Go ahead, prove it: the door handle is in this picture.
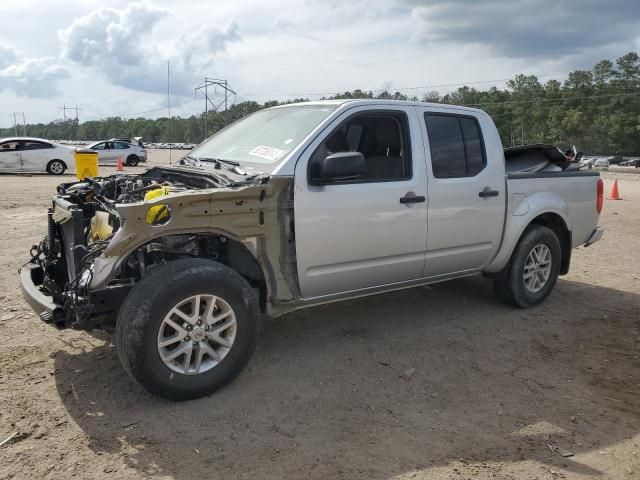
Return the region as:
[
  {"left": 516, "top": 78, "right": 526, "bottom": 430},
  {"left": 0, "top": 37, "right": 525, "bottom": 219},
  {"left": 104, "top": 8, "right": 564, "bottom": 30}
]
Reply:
[
  {"left": 479, "top": 187, "right": 499, "bottom": 198},
  {"left": 400, "top": 193, "right": 426, "bottom": 204}
]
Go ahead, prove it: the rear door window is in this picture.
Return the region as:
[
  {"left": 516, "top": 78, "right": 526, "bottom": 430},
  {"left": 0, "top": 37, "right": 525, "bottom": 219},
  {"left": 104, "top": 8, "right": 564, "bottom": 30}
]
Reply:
[
  {"left": 22, "top": 141, "right": 52, "bottom": 150},
  {"left": 424, "top": 113, "right": 486, "bottom": 178}
]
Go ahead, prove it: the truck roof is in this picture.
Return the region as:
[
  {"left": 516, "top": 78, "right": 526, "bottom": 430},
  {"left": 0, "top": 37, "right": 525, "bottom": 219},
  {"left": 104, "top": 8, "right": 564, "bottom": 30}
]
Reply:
[{"left": 270, "top": 98, "right": 484, "bottom": 114}]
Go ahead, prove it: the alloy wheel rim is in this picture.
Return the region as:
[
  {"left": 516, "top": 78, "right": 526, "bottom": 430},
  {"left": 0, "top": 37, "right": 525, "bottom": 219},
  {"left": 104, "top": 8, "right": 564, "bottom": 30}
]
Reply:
[
  {"left": 157, "top": 294, "right": 237, "bottom": 375},
  {"left": 50, "top": 162, "right": 63, "bottom": 173},
  {"left": 523, "top": 244, "right": 552, "bottom": 293}
]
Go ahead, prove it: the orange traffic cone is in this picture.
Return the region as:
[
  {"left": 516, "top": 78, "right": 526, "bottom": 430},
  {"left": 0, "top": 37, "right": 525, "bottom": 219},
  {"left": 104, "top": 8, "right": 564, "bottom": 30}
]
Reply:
[
  {"left": 608, "top": 179, "right": 621, "bottom": 200},
  {"left": 117, "top": 157, "right": 124, "bottom": 171}
]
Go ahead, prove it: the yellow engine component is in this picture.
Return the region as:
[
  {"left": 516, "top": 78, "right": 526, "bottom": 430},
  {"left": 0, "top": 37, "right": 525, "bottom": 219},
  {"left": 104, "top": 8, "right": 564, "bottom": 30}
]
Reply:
[
  {"left": 89, "top": 211, "right": 113, "bottom": 242},
  {"left": 145, "top": 186, "right": 172, "bottom": 225}
]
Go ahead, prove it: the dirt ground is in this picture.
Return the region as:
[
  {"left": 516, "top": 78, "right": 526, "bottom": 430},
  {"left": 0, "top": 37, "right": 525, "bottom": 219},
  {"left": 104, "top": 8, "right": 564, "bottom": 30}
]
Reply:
[{"left": 0, "top": 152, "right": 638, "bottom": 480}]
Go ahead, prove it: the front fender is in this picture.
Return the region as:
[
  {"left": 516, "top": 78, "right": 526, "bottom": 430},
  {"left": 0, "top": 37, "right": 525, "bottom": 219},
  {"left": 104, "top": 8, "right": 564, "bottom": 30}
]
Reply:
[{"left": 88, "top": 177, "right": 299, "bottom": 305}]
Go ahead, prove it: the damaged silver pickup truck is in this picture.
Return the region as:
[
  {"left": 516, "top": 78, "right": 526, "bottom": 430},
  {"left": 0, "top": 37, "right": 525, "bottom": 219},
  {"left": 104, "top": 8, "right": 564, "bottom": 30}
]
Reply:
[{"left": 21, "top": 100, "right": 604, "bottom": 400}]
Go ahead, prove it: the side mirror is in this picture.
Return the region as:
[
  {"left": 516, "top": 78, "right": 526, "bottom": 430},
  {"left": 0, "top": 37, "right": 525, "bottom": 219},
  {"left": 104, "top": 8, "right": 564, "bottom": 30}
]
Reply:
[{"left": 313, "top": 151, "right": 365, "bottom": 184}]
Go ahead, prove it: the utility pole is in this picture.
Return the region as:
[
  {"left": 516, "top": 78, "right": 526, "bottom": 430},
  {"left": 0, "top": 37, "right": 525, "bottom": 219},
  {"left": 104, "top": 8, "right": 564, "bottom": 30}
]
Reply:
[
  {"left": 194, "top": 77, "right": 236, "bottom": 141},
  {"left": 168, "top": 60, "right": 172, "bottom": 164},
  {"left": 12, "top": 112, "right": 18, "bottom": 136},
  {"left": 22, "top": 113, "right": 26, "bottom": 136}
]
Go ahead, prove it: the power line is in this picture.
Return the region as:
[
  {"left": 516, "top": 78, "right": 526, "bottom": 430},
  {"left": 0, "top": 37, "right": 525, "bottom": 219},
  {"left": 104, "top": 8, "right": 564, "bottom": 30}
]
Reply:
[
  {"left": 463, "top": 91, "right": 640, "bottom": 107},
  {"left": 241, "top": 72, "right": 571, "bottom": 99}
]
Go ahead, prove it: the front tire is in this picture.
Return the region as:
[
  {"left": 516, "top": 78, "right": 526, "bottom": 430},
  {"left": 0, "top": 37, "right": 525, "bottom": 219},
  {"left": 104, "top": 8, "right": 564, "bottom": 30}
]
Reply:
[
  {"left": 493, "top": 225, "right": 561, "bottom": 308},
  {"left": 116, "top": 258, "right": 260, "bottom": 400},
  {"left": 46, "top": 159, "right": 66, "bottom": 175}
]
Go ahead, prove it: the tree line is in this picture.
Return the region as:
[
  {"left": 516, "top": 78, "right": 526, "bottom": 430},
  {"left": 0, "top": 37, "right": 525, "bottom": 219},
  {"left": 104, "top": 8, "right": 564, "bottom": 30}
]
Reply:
[{"left": 2, "top": 52, "right": 639, "bottom": 155}]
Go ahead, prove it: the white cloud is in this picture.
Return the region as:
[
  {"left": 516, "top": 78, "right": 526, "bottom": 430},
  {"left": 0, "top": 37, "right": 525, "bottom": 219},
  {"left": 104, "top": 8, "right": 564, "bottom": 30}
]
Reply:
[
  {"left": 59, "top": 1, "right": 240, "bottom": 96},
  {"left": 60, "top": 1, "right": 168, "bottom": 66},
  {"left": 0, "top": 44, "right": 69, "bottom": 98}
]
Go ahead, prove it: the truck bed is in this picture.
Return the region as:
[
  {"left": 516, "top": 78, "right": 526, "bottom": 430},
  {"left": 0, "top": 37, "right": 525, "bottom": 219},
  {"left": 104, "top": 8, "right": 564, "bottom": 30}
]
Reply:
[{"left": 506, "top": 170, "right": 600, "bottom": 248}]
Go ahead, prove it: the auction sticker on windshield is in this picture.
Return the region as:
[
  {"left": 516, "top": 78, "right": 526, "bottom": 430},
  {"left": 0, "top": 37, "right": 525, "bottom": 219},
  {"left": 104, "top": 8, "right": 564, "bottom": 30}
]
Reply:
[{"left": 248, "top": 145, "right": 285, "bottom": 162}]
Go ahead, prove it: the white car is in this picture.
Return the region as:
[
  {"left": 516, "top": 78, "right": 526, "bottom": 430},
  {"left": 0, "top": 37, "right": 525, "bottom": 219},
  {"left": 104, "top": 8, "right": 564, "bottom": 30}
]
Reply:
[
  {"left": 593, "top": 158, "right": 610, "bottom": 170},
  {"left": 0, "top": 137, "right": 74, "bottom": 175},
  {"left": 87, "top": 140, "right": 147, "bottom": 166}
]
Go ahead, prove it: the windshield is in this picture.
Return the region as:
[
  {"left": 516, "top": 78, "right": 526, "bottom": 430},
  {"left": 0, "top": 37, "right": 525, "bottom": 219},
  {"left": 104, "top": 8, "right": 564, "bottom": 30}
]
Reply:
[{"left": 189, "top": 104, "right": 338, "bottom": 170}]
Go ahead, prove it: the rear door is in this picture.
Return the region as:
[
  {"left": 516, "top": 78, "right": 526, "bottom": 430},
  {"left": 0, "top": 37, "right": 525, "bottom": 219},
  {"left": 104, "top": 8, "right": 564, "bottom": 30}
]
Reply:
[
  {"left": 0, "top": 140, "right": 22, "bottom": 171},
  {"left": 417, "top": 108, "right": 506, "bottom": 277},
  {"left": 114, "top": 141, "right": 132, "bottom": 162},
  {"left": 20, "top": 140, "right": 54, "bottom": 172},
  {"left": 294, "top": 105, "right": 428, "bottom": 298}
]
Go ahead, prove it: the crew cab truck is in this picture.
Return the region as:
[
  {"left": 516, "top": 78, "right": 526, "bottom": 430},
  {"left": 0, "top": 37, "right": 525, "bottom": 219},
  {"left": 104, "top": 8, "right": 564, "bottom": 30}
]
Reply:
[{"left": 20, "top": 100, "right": 604, "bottom": 400}]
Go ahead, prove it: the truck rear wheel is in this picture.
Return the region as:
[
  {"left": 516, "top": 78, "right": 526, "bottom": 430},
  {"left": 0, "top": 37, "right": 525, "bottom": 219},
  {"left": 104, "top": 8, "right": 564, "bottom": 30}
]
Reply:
[
  {"left": 116, "top": 258, "right": 260, "bottom": 400},
  {"left": 493, "top": 225, "right": 561, "bottom": 308}
]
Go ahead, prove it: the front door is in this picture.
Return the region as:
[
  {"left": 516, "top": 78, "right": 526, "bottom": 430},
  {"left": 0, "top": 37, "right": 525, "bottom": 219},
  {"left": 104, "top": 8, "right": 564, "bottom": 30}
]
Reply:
[
  {"left": 20, "top": 140, "right": 53, "bottom": 172},
  {"left": 93, "top": 142, "right": 117, "bottom": 164},
  {"left": 294, "top": 106, "right": 428, "bottom": 299},
  {"left": 0, "top": 140, "right": 22, "bottom": 172},
  {"left": 417, "top": 108, "right": 506, "bottom": 277}
]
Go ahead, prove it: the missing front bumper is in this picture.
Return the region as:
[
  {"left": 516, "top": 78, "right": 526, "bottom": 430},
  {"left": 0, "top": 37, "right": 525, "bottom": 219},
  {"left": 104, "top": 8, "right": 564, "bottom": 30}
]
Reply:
[{"left": 19, "top": 263, "right": 65, "bottom": 326}]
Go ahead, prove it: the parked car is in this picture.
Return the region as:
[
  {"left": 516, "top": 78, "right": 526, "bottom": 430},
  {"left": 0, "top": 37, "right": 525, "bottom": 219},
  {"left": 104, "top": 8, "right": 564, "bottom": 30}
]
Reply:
[
  {"left": 87, "top": 140, "right": 147, "bottom": 166},
  {"left": 593, "top": 158, "right": 610, "bottom": 170},
  {"left": 111, "top": 137, "right": 144, "bottom": 149},
  {"left": 20, "top": 99, "right": 604, "bottom": 400},
  {"left": 620, "top": 158, "right": 640, "bottom": 167},
  {"left": 578, "top": 157, "right": 596, "bottom": 169},
  {"left": 0, "top": 137, "right": 74, "bottom": 175}
]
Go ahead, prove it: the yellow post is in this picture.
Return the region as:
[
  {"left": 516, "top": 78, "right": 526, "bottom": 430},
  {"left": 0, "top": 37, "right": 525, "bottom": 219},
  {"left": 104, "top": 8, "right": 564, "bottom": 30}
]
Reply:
[{"left": 75, "top": 149, "right": 99, "bottom": 180}]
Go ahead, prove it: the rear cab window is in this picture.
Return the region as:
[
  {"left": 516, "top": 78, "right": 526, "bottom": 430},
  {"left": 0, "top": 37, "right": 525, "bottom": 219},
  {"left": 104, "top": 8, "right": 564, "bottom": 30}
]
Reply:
[{"left": 424, "top": 113, "right": 487, "bottom": 178}]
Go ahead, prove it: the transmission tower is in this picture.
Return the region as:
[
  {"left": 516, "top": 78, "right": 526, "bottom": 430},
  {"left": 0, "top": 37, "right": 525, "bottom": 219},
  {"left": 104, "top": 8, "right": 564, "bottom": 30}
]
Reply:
[
  {"left": 57, "top": 104, "right": 82, "bottom": 122},
  {"left": 194, "top": 78, "right": 237, "bottom": 140}
]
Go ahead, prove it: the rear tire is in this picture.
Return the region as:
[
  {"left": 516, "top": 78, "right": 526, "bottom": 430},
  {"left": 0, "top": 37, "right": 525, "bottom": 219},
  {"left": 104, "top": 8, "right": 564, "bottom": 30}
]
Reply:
[
  {"left": 116, "top": 258, "right": 260, "bottom": 400},
  {"left": 493, "top": 225, "right": 561, "bottom": 308},
  {"left": 46, "top": 159, "right": 66, "bottom": 175},
  {"left": 126, "top": 154, "right": 139, "bottom": 166}
]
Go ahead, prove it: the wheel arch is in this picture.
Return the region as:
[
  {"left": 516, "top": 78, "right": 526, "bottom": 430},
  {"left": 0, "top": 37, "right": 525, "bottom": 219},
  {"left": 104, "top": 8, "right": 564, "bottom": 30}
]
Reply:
[
  {"left": 528, "top": 212, "right": 571, "bottom": 275},
  {"left": 485, "top": 195, "right": 572, "bottom": 276},
  {"left": 48, "top": 158, "right": 68, "bottom": 168},
  {"left": 93, "top": 230, "right": 272, "bottom": 314}
]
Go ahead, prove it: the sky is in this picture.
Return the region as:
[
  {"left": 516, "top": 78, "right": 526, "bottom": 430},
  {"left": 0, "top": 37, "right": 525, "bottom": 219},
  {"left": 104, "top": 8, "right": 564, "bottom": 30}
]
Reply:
[{"left": 1, "top": 0, "right": 639, "bottom": 127}]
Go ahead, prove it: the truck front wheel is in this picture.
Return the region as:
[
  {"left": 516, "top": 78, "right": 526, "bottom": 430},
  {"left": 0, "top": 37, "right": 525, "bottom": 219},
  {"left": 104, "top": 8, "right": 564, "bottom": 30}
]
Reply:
[
  {"left": 493, "top": 225, "right": 561, "bottom": 308},
  {"left": 116, "top": 258, "right": 260, "bottom": 400}
]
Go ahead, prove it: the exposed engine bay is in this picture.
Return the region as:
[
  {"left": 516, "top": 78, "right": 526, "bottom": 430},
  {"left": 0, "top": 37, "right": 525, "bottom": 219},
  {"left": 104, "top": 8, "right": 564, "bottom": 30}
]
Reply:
[{"left": 27, "top": 166, "right": 273, "bottom": 330}]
